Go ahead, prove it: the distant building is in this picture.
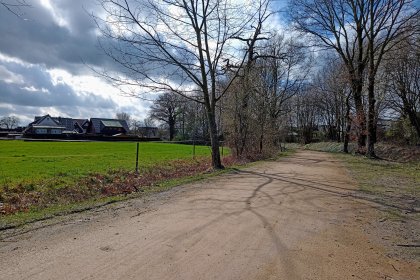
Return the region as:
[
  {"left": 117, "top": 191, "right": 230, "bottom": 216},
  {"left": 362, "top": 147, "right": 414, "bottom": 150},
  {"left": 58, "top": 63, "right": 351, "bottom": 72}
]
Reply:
[
  {"left": 135, "top": 126, "right": 159, "bottom": 138},
  {"left": 24, "top": 115, "right": 68, "bottom": 135},
  {"left": 88, "top": 118, "right": 130, "bottom": 136},
  {"left": 24, "top": 115, "right": 129, "bottom": 136}
]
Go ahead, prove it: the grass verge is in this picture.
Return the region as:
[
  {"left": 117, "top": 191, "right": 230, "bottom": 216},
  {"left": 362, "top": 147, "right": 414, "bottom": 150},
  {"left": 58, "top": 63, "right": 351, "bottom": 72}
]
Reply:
[
  {"left": 0, "top": 165, "right": 229, "bottom": 229},
  {"left": 332, "top": 151, "right": 420, "bottom": 259},
  {"left": 288, "top": 141, "right": 419, "bottom": 217},
  {"left": 0, "top": 157, "right": 224, "bottom": 229},
  {"left": 335, "top": 153, "right": 420, "bottom": 218},
  {"left": 0, "top": 150, "right": 294, "bottom": 229}
]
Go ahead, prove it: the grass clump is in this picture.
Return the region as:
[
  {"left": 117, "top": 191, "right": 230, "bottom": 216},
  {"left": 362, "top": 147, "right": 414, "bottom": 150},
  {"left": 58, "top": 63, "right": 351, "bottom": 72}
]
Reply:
[
  {"left": 0, "top": 155, "right": 239, "bottom": 228},
  {"left": 336, "top": 153, "right": 420, "bottom": 216}
]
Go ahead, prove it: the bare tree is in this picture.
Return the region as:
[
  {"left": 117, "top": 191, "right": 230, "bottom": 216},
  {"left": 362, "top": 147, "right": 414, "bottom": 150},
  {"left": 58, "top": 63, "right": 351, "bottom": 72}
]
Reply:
[
  {"left": 289, "top": 0, "right": 369, "bottom": 153},
  {"left": 130, "top": 119, "right": 143, "bottom": 135},
  {"left": 294, "top": 87, "right": 321, "bottom": 144},
  {"left": 312, "top": 56, "right": 353, "bottom": 151},
  {"left": 143, "top": 117, "right": 155, "bottom": 128},
  {"left": 115, "top": 111, "right": 132, "bottom": 131},
  {"left": 1, "top": 0, "right": 29, "bottom": 16},
  {"left": 115, "top": 112, "right": 131, "bottom": 121},
  {"left": 363, "top": 1, "right": 419, "bottom": 156},
  {"left": 257, "top": 36, "right": 311, "bottom": 150},
  {"left": 0, "top": 116, "right": 20, "bottom": 130},
  {"left": 149, "top": 92, "right": 184, "bottom": 141},
  {"left": 385, "top": 36, "right": 420, "bottom": 138},
  {"left": 290, "top": 0, "right": 419, "bottom": 156},
  {"left": 222, "top": 34, "right": 310, "bottom": 157},
  {"left": 94, "top": 0, "right": 273, "bottom": 169}
]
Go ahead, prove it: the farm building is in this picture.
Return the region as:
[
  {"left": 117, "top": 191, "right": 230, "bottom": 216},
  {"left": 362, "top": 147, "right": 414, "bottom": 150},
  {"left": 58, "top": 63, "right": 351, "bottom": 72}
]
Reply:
[
  {"left": 135, "top": 126, "right": 159, "bottom": 138},
  {"left": 24, "top": 115, "right": 89, "bottom": 135},
  {"left": 24, "top": 115, "right": 129, "bottom": 136},
  {"left": 88, "top": 118, "right": 130, "bottom": 136}
]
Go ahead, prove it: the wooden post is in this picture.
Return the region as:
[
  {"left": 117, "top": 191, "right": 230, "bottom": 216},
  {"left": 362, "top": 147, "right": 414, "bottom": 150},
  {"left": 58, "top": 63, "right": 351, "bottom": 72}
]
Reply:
[
  {"left": 193, "top": 140, "right": 196, "bottom": 159},
  {"left": 135, "top": 142, "right": 139, "bottom": 174}
]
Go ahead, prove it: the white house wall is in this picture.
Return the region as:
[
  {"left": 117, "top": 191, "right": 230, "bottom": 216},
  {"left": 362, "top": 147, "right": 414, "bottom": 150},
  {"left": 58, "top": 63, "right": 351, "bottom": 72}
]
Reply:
[{"left": 38, "top": 116, "right": 59, "bottom": 127}]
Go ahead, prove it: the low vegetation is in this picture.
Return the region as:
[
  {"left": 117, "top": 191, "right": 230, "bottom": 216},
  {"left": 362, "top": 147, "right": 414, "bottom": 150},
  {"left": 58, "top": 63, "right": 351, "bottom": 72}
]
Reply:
[
  {"left": 0, "top": 141, "right": 234, "bottom": 227},
  {"left": 300, "top": 142, "right": 420, "bottom": 162},
  {"left": 292, "top": 141, "right": 419, "bottom": 257},
  {"left": 0, "top": 141, "right": 212, "bottom": 186},
  {"left": 337, "top": 152, "right": 420, "bottom": 259},
  {"left": 287, "top": 141, "right": 419, "bottom": 216},
  {"left": 293, "top": 141, "right": 419, "bottom": 254},
  {"left": 338, "top": 154, "right": 419, "bottom": 214}
]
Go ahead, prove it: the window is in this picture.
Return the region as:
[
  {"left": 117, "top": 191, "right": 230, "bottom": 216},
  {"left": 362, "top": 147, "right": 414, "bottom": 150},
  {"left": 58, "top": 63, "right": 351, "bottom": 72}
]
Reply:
[{"left": 51, "top": 129, "right": 62, "bottom": 134}]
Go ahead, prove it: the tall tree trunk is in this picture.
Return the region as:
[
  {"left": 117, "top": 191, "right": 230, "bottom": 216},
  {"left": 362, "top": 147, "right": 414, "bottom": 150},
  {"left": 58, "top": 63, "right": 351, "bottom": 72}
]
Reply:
[
  {"left": 366, "top": 7, "right": 376, "bottom": 159},
  {"left": 169, "top": 117, "right": 175, "bottom": 141},
  {"left": 259, "top": 119, "right": 266, "bottom": 154},
  {"left": 206, "top": 107, "right": 223, "bottom": 169},
  {"left": 353, "top": 81, "right": 366, "bottom": 154},
  {"left": 343, "top": 95, "right": 351, "bottom": 153},
  {"left": 407, "top": 111, "right": 420, "bottom": 139},
  {"left": 366, "top": 76, "right": 376, "bottom": 158}
]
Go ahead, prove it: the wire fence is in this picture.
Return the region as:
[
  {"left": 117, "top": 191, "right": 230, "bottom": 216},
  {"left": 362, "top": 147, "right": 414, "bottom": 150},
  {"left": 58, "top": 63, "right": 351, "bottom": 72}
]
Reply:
[{"left": 0, "top": 140, "right": 228, "bottom": 189}]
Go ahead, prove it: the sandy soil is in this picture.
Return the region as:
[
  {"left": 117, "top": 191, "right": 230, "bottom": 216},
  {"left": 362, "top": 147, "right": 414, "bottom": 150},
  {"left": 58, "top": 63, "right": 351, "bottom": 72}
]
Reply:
[{"left": 0, "top": 150, "right": 418, "bottom": 280}]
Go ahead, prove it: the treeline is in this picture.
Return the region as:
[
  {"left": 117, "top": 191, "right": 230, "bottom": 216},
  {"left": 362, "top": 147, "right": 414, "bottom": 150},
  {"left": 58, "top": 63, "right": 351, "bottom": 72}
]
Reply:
[
  {"left": 146, "top": 35, "right": 419, "bottom": 158},
  {"left": 97, "top": 0, "right": 419, "bottom": 168}
]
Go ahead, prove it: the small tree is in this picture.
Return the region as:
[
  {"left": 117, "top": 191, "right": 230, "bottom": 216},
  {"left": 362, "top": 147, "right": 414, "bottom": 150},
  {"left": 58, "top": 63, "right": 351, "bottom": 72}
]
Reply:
[
  {"left": 149, "top": 92, "right": 184, "bottom": 141},
  {"left": 222, "top": 35, "right": 310, "bottom": 157},
  {"left": 115, "top": 112, "right": 131, "bottom": 121},
  {"left": 0, "top": 116, "right": 20, "bottom": 130},
  {"left": 115, "top": 112, "right": 131, "bottom": 131}
]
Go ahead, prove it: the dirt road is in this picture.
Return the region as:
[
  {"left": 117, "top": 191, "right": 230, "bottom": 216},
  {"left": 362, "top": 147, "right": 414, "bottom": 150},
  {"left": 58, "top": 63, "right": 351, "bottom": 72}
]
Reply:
[{"left": 0, "top": 150, "right": 418, "bottom": 279}]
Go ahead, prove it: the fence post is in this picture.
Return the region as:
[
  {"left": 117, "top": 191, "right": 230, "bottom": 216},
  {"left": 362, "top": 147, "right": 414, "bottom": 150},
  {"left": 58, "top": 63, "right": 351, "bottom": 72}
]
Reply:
[
  {"left": 193, "top": 139, "right": 196, "bottom": 159},
  {"left": 135, "top": 142, "right": 139, "bottom": 174}
]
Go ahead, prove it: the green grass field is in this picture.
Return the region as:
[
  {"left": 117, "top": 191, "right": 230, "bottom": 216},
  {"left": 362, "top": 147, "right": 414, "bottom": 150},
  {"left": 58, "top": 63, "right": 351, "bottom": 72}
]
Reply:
[{"left": 0, "top": 140, "right": 212, "bottom": 188}]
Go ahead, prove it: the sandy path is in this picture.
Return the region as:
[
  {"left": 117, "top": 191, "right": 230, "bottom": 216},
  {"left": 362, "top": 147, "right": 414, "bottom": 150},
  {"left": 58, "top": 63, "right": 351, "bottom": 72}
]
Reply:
[{"left": 0, "top": 150, "right": 418, "bottom": 280}]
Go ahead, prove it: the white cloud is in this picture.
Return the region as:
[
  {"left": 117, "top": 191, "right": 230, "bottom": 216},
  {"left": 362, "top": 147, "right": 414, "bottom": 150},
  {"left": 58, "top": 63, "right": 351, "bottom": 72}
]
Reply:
[
  {"left": 0, "top": 65, "right": 24, "bottom": 84},
  {"left": 39, "top": 0, "right": 70, "bottom": 29},
  {"left": 0, "top": 55, "right": 150, "bottom": 124},
  {"left": 0, "top": 0, "right": 291, "bottom": 126}
]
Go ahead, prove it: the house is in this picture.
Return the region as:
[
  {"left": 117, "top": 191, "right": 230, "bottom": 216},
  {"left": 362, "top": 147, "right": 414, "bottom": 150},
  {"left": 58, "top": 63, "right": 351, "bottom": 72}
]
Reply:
[
  {"left": 24, "top": 115, "right": 67, "bottom": 135},
  {"left": 24, "top": 115, "right": 131, "bottom": 137},
  {"left": 25, "top": 115, "right": 89, "bottom": 135},
  {"left": 135, "top": 126, "right": 159, "bottom": 138},
  {"left": 87, "top": 118, "right": 130, "bottom": 136}
]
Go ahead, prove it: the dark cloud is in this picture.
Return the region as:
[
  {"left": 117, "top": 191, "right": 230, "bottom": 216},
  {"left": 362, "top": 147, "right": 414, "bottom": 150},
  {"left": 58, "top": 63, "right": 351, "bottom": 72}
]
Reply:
[
  {"left": 0, "top": 0, "right": 112, "bottom": 74},
  {"left": 0, "top": 1, "right": 151, "bottom": 122},
  {"left": 0, "top": 60, "right": 116, "bottom": 110},
  {"left": 0, "top": 104, "right": 43, "bottom": 124}
]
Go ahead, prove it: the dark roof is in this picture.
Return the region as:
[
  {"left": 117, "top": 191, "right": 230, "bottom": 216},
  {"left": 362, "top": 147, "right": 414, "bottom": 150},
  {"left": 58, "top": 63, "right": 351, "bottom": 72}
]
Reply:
[
  {"left": 52, "top": 117, "right": 74, "bottom": 131},
  {"left": 24, "top": 114, "right": 62, "bottom": 133},
  {"left": 74, "top": 119, "right": 89, "bottom": 127},
  {"left": 90, "top": 118, "right": 129, "bottom": 133},
  {"left": 33, "top": 114, "right": 59, "bottom": 125},
  {"left": 101, "top": 120, "right": 124, "bottom": 128},
  {"left": 28, "top": 115, "right": 89, "bottom": 133}
]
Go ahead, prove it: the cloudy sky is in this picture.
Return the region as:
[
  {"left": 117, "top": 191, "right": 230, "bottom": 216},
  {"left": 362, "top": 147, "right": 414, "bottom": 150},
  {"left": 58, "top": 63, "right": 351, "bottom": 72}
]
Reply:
[{"left": 0, "top": 0, "right": 286, "bottom": 126}]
